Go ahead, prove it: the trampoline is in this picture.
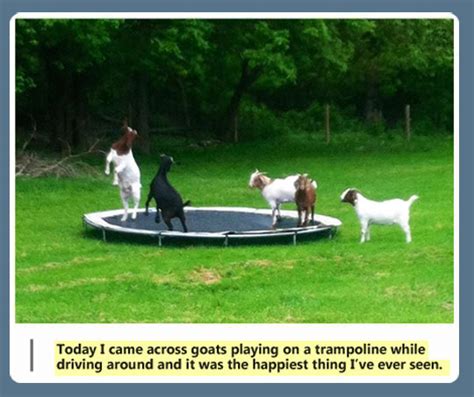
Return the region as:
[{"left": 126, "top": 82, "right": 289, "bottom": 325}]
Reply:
[{"left": 83, "top": 207, "right": 342, "bottom": 246}]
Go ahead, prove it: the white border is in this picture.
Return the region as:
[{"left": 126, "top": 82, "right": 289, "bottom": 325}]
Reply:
[{"left": 10, "top": 12, "right": 459, "bottom": 384}]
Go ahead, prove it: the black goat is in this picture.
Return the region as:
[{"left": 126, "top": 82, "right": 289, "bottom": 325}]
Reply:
[{"left": 145, "top": 155, "right": 190, "bottom": 232}]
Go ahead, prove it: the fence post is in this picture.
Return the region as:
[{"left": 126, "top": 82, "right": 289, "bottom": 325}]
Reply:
[
  {"left": 325, "top": 104, "right": 331, "bottom": 144},
  {"left": 405, "top": 104, "right": 411, "bottom": 141}
]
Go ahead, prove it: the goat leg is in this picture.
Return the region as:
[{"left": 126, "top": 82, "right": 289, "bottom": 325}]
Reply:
[
  {"left": 178, "top": 212, "right": 188, "bottom": 233},
  {"left": 105, "top": 151, "right": 112, "bottom": 175},
  {"left": 297, "top": 208, "right": 302, "bottom": 227},
  {"left": 164, "top": 216, "right": 173, "bottom": 231},
  {"left": 401, "top": 222, "right": 412, "bottom": 243},
  {"left": 155, "top": 207, "right": 161, "bottom": 223},
  {"left": 112, "top": 171, "right": 119, "bottom": 186},
  {"left": 303, "top": 208, "right": 309, "bottom": 226},
  {"left": 276, "top": 203, "right": 282, "bottom": 221},
  {"left": 145, "top": 192, "right": 153, "bottom": 215},
  {"left": 271, "top": 205, "right": 277, "bottom": 229},
  {"left": 131, "top": 186, "right": 140, "bottom": 220}
]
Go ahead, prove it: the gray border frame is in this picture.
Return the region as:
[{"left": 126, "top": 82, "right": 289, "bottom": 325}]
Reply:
[{"left": 2, "top": 1, "right": 472, "bottom": 396}]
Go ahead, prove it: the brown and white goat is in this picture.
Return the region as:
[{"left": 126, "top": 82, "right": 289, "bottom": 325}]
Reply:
[
  {"left": 249, "top": 170, "right": 317, "bottom": 228},
  {"left": 104, "top": 120, "right": 141, "bottom": 221},
  {"left": 294, "top": 174, "right": 316, "bottom": 227}
]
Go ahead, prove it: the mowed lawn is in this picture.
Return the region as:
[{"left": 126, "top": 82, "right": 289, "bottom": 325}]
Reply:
[{"left": 15, "top": 135, "right": 454, "bottom": 323}]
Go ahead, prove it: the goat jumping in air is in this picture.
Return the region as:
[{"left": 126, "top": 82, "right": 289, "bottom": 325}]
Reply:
[{"left": 104, "top": 120, "right": 141, "bottom": 221}]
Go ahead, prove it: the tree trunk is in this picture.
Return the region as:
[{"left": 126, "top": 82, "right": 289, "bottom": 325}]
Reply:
[
  {"left": 234, "top": 114, "right": 239, "bottom": 143},
  {"left": 177, "top": 77, "right": 191, "bottom": 129},
  {"left": 221, "top": 59, "right": 261, "bottom": 142},
  {"left": 325, "top": 104, "right": 331, "bottom": 144},
  {"left": 405, "top": 104, "right": 411, "bottom": 141},
  {"left": 135, "top": 73, "right": 151, "bottom": 153},
  {"left": 71, "top": 74, "right": 88, "bottom": 151},
  {"left": 57, "top": 73, "right": 74, "bottom": 154},
  {"left": 365, "top": 65, "right": 383, "bottom": 126},
  {"left": 224, "top": 84, "right": 245, "bottom": 142}
]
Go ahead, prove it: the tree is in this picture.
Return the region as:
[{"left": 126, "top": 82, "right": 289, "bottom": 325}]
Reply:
[
  {"left": 16, "top": 19, "right": 119, "bottom": 151},
  {"left": 348, "top": 19, "right": 453, "bottom": 126},
  {"left": 15, "top": 18, "right": 454, "bottom": 153},
  {"left": 210, "top": 20, "right": 296, "bottom": 141}
]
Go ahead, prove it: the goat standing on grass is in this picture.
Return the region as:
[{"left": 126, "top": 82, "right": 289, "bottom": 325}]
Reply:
[
  {"left": 249, "top": 170, "right": 317, "bottom": 228},
  {"left": 340, "top": 188, "right": 419, "bottom": 243},
  {"left": 294, "top": 174, "right": 317, "bottom": 227},
  {"left": 104, "top": 121, "right": 141, "bottom": 221},
  {"left": 145, "top": 154, "right": 190, "bottom": 232}
]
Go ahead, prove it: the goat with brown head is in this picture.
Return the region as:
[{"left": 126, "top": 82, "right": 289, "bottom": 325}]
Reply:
[
  {"left": 294, "top": 174, "right": 317, "bottom": 227},
  {"left": 104, "top": 120, "right": 142, "bottom": 222},
  {"left": 111, "top": 119, "right": 138, "bottom": 156}
]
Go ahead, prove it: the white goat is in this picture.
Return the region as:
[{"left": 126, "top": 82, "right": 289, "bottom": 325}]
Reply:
[
  {"left": 340, "top": 188, "right": 419, "bottom": 243},
  {"left": 105, "top": 123, "right": 141, "bottom": 221},
  {"left": 249, "top": 169, "right": 317, "bottom": 228}
]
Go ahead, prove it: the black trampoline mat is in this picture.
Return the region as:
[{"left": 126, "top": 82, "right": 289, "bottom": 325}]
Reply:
[{"left": 104, "top": 210, "right": 321, "bottom": 233}]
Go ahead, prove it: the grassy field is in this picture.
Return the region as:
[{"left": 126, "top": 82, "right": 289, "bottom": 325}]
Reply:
[{"left": 15, "top": 133, "right": 454, "bottom": 323}]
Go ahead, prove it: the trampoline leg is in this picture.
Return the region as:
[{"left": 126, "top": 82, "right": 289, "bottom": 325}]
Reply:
[
  {"left": 102, "top": 229, "right": 107, "bottom": 243},
  {"left": 224, "top": 235, "right": 229, "bottom": 247},
  {"left": 293, "top": 232, "right": 297, "bottom": 246},
  {"left": 158, "top": 234, "right": 162, "bottom": 247}
]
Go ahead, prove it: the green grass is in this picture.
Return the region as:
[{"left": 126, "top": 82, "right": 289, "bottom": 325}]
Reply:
[{"left": 15, "top": 133, "right": 454, "bottom": 323}]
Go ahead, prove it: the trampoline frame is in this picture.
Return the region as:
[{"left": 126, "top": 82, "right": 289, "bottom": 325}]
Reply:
[{"left": 83, "top": 207, "right": 342, "bottom": 245}]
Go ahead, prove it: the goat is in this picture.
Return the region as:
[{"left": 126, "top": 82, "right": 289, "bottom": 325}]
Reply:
[
  {"left": 340, "top": 188, "right": 419, "bottom": 243},
  {"left": 294, "top": 174, "right": 317, "bottom": 227},
  {"left": 249, "top": 169, "right": 317, "bottom": 228},
  {"left": 104, "top": 121, "right": 141, "bottom": 221},
  {"left": 145, "top": 154, "right": 190, "bottom": 232}
]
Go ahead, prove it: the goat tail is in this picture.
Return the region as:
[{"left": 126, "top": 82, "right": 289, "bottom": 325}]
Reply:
[
  {"left": 407, "top": 195, "right": 419, "bottom": 207},
  {"left": 183, "top": 200, "right": 191, "bottom": 207}
]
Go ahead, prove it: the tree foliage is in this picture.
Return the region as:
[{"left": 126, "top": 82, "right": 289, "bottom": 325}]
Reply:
[{"left": 15, "top": 18, "right": 454, "bottom": 151}]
